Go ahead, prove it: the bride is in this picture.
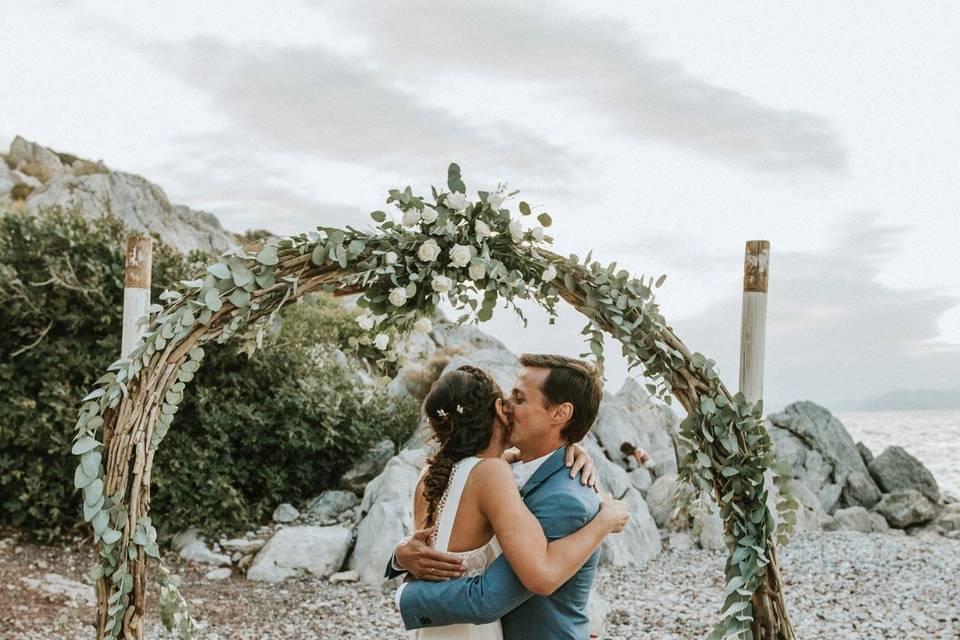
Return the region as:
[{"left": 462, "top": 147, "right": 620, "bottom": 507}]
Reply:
[{"left": 404, "top": 364, "right": 629, "bottom": 639}]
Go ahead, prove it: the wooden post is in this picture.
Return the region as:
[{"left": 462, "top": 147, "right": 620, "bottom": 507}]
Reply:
[
  {"left": 739, "top": 240, "right": 769, "bottom": 404},
  {"left": 738, "top": 240, "right": 795, "bottom": 639},
  {"left": 122, "top": 236, "right": 152, "bottom": 358}
]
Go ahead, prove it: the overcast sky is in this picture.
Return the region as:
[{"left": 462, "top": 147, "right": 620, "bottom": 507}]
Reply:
[{"left": 3, "top": 1, "right": 958, "bottom": 411}]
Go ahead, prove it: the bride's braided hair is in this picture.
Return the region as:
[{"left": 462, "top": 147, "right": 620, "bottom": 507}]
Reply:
[{"left": 421, "top": 365, "right": 503, "bottom": 527}]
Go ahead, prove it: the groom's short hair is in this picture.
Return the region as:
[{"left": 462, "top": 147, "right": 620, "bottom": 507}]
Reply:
[{"left": 519, "top": 353, "right": 603, "bottom": 443}]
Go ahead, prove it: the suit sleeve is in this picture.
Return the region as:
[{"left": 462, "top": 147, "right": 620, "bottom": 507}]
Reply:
[
  {"left": 398, "top": 551, "right": 533, "bottom": 628},
  {"left": 398, "top": 489, "right": 598, "bottom": 629}
]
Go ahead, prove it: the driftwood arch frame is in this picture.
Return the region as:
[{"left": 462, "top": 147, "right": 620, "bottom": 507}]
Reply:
[{"left": 72, "top": 166, "right": 796, "bottom": 640}]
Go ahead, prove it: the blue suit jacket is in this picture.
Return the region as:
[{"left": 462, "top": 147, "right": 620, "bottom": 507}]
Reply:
[{"left": 392, "top": 447, "right": 602, "bottom": 640}]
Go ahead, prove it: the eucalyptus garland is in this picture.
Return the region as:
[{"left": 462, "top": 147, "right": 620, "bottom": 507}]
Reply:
[{"left": 72, "top": 163, "right": 795, "bottom": 640}]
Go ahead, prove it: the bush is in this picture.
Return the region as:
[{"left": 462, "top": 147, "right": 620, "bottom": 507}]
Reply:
[{"left": 0, "top": 208, "right": 418, "bottom": 539}]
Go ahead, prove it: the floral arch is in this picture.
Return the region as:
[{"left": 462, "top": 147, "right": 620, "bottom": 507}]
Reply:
[{"left": 72, "top": 165, "right": 796, "bottom": 640}]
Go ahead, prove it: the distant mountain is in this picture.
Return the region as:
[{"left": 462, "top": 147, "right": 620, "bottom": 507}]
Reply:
[
  {"left": 846, "top": 388, "right": 960, "bottom": 412},
  {"left": 0, "top": 135, "right": 239, "bottom": 253}
]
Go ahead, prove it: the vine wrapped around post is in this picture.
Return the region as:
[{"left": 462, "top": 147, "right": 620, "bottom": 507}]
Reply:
[{"left": 72, "top": 163, "right": 796, "bottom": 639}]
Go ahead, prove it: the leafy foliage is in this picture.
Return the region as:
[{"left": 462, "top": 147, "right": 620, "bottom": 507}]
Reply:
[{"left": 0, "top": 208, "right": 416, "bottom": 541}]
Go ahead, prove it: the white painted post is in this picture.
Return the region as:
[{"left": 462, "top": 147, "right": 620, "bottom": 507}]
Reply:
[
  {"left": 122, "top": 235, "right": 152, "bottom": 358},
  {"left": 738, "top": 240, "right": 769, "bottom": 405}
]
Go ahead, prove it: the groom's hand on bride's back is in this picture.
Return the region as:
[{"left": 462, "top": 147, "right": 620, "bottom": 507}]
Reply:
[{"left": 395, "top": 526, "right": 466, "bottom": 581}]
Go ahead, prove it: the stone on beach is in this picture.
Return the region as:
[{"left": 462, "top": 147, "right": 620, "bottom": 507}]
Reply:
[
  {"left": 306, "top": 490, "right": 360, "bottom": 521},
  {"left": 867, "top": 445, "right": 941, "bottom": 503},
  {"left": 871, "top": 489, "right": 938, "bottom": 528},
  {"left": 247, "top": 526, "right": 352, "bottom": 582}
]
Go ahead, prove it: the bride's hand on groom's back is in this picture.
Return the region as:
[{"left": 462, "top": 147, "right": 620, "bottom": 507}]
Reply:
[
  {"left": 395, "top": 525, "right": 466, "bottom": 581},
  {"left": 598, "top": 493, "right": 630, "bottom": 534}
]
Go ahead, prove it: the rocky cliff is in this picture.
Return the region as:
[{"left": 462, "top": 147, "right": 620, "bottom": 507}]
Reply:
[{"left": 0, "top": 135, "right": 238, "bottom": 253}]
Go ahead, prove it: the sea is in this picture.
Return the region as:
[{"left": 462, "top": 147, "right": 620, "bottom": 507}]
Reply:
[{"left": 834, "top": 408, "right": 960, "bottom": 499}]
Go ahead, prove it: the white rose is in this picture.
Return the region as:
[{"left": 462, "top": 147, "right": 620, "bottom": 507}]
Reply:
[
  {"left": 401, "top": 209, "right": 422, "bottom": 227},
  {"left": 509, "top": 219, "right": 524, "bottom": 243},
  {"left": 446, "top": 192, "right": 469, "bottom": 211},
  {"left": 487, "top": 192, "right": 504, "bottom": 210},
  {"left": 388, "top": 286, "right": 409, "bottom": 307},
  {"left": 421, "top": 208, "right": 439, "bottom": 224},
  {"left": 418, "top": 239, "right": 441, "bottom": 262},
  {"left": 531, "top": 226, "right": 545, "bottom": 242},
  {"left": 468, "top": 262, "right": 486, "bottom": 281},
  {"left": 357, "top": 313, "right": 375, "bottom": 330},
  {"left": 474, "top": 220, "right": 491, "bottom": 241},
  {"left": 384, "top": 251, "right": 398, "bottom": 265},
  {"left": 541, "top": 265, "right": 557, "bottom": 282},
  {"left": 373, "top": 333, "right": 390, "bottom": 350},
  {"left": 414, "top": 317, "right": 433, "bottom": 334},
  {"left": 431, "top": 274, "right": 453, "bottom": 293},
  {"left": 449, "top": 244, "right": 472, "bottom": 268}
]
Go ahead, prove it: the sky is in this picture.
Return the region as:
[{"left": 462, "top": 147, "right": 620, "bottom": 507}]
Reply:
[{"left": 2, "top": 0, "right": 959, "bottom": 411}]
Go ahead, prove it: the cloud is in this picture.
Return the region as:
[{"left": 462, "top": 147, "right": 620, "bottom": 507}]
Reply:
[
  {"left": 146, "top": 145, "right": 367, "bottom": 236},
  {"left": 146, "top": 37, "right": 571, "bottom": 180},
  {"left": 328, "top": 0, "right": 848, "bottom": 173},
  {"left": 666, "top": 213, "right": 960, "bottom": 411}
]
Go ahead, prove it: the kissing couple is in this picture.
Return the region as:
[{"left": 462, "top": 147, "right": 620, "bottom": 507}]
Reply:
[{"left": 386, "top": 354, "right": 631, "bottom": 639}]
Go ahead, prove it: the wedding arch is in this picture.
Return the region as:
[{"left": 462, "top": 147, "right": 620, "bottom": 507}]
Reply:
[{"left": 71, "top": 164, "right": 797, "bottom": 640}]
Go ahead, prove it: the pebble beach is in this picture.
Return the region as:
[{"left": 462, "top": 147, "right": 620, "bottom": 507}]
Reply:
[{"left": 5, "top": 530, "right": 959, "bottom": 640}]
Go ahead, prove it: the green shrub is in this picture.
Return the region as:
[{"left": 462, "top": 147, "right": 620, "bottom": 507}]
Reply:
[{"left": 0, "top": 208, "right": 417, "bottom": 539}]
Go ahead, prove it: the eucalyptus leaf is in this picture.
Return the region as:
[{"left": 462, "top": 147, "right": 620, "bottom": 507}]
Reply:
[
  {"left": 207, "top": 263, "right": 230, "bottom": 279},
  {"left": 204, "top": 289, "right": 222, "bottom": 312},
  {"left": 71, "top": 436, "right": 101, "bottom": 455}
]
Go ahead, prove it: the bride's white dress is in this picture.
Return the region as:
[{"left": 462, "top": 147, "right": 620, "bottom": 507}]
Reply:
[{"left": 410, "top": 456, "right": 503, "bottom": 640}]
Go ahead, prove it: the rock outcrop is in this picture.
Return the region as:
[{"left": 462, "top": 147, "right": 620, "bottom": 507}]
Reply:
[
  {"left": 1, "top": 136, "right": 238, "bottom": 253},
  {"left": 247, "top": 526, "right": 352, "bottom": 582},
  {"left": 765, "top": 401, "right": 882, "bottom": 513},
  {"left": 867, "top": 446, "right": 940, "bottom": 503}
]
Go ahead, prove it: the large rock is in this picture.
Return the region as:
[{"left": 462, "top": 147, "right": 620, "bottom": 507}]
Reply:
[
  {"left": 272, "top": 503, "right": 300, "bottom": 523},
  {"left": 692, "top": 498, "right": 726, "bottom": 550},
  {"left": 867, "top": 446, "right": 940, "bottom": 503},
  {"left": 823, "top": 506, "right": 888, "bottom": 533},
  {"left": 872, "top": 490, "right": 938, "bottom": 529},
  {"left": 179, "top": 540, "right": 231, "bottom": 567},
  {"left": 766, "top": 402, "right": 880, "bottom": 512},
  {"left": 1, "top": 136, "right": 237, "bottom": 254},
  {"left": 591, "top": 379, "right": 678, "bottom": 477},
  {"left": 349, "top": 449, "right": 422, "bottom": 586},
  {"left": 247, "top": 526, "right": 352, "bottom": 582},
  {"left": 645, "top": 474, "right": 681, "bottom": 528},
  {"left": 306, "top": 490, "right": 360, "bottom": 521},
  {"left": 340, "top": 440, "right": 396, "bottom": 495},
  {"left": 578, "top": 437, "right": 662, "bottom": 566}
]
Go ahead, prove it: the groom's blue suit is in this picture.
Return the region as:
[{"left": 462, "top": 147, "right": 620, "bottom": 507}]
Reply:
[{"left": 390, "top": 447, "right": 602, "bottom": 640}]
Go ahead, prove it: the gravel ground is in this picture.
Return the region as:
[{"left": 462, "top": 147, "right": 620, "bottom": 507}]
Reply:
[{"left": 3, "top": 531, "right": 959, "bottom": 639}]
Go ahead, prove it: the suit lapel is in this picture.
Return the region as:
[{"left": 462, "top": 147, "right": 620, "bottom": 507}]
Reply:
[{"left": 519, "top": 447, "right": 566, "bottom": 499}]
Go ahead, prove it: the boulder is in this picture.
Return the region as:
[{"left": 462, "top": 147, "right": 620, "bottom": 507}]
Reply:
[
  {"left": 340, "top": 440, "right": 396, "bottom": 495},
  {"left": 204, "top": 568, "right": 232, "bottom": 581},
  {"left": 823, "top": 507, "right": 886, "bottom": 533},
  {"left": 693, "top": 499, "right": 726, "bottom": 550},
  {"left": 934, "top": 511, "right": 960, "bottom": 534},
  {"left": 843, "top": 471, "right": 882, "bottom": 509},
  {"left": 218, "top": 538, "right": 266, "bottom": 555},
  {"left": 170, "top": 527, "right": 201, "bottom": 552},
  {"left": 591, "top": 379, "right": 678, "bottom": 477},
  {"left": 645, "top": 474, "right": 681, "bottom": 528},
  {"left": 766, "top": 402, "right": 881, "bottom": 511},
  {"left": 856, "top": 442, "right": 874, "bottom": 466},
  {"left": 867, "top": 446, "right": 940, "bottom": 503},
  {"left": 306, "top": 490, "right": 360, "bottom": 521},
  {"left": 627, "top": 468, "right": 653, "bottom": 495},
  {"left": 350, "top": 500, "right": 409, "bottom": 587},
  {"left": 872, "top": 490, "right": 938, "bottom": 529},
  {"left": 8, "top": 135, "right": 63, "bottom": 177},
  {"left": 272, "top": 503, "right": 300, "bottom": 523},
  {"left": 247, "top": 526, "right": 352, "bottom": 582},
  {"left": 179, "top": 540, "right": 231, "bottom": 567},
  {"left": 581, "top": 437, "right": 661, "bottom": 566}
]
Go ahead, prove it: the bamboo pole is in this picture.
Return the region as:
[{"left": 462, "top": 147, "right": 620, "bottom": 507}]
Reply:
[{"left": 122, "top": 236, "right": 152, "bottom": 358}]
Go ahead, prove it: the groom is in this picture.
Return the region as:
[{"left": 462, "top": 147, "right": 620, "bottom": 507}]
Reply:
[{"left": 388, "top": 353, "right": 606, "bottom": 639}]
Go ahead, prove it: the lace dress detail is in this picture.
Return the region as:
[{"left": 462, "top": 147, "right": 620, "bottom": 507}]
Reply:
[{"left": 410, "top": 457, "right": 503, "bottom": 639}]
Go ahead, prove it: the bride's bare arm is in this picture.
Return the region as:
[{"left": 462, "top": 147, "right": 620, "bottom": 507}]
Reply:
[{"left": 472, "top": 458, "right": 628, "bottom": 596}]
